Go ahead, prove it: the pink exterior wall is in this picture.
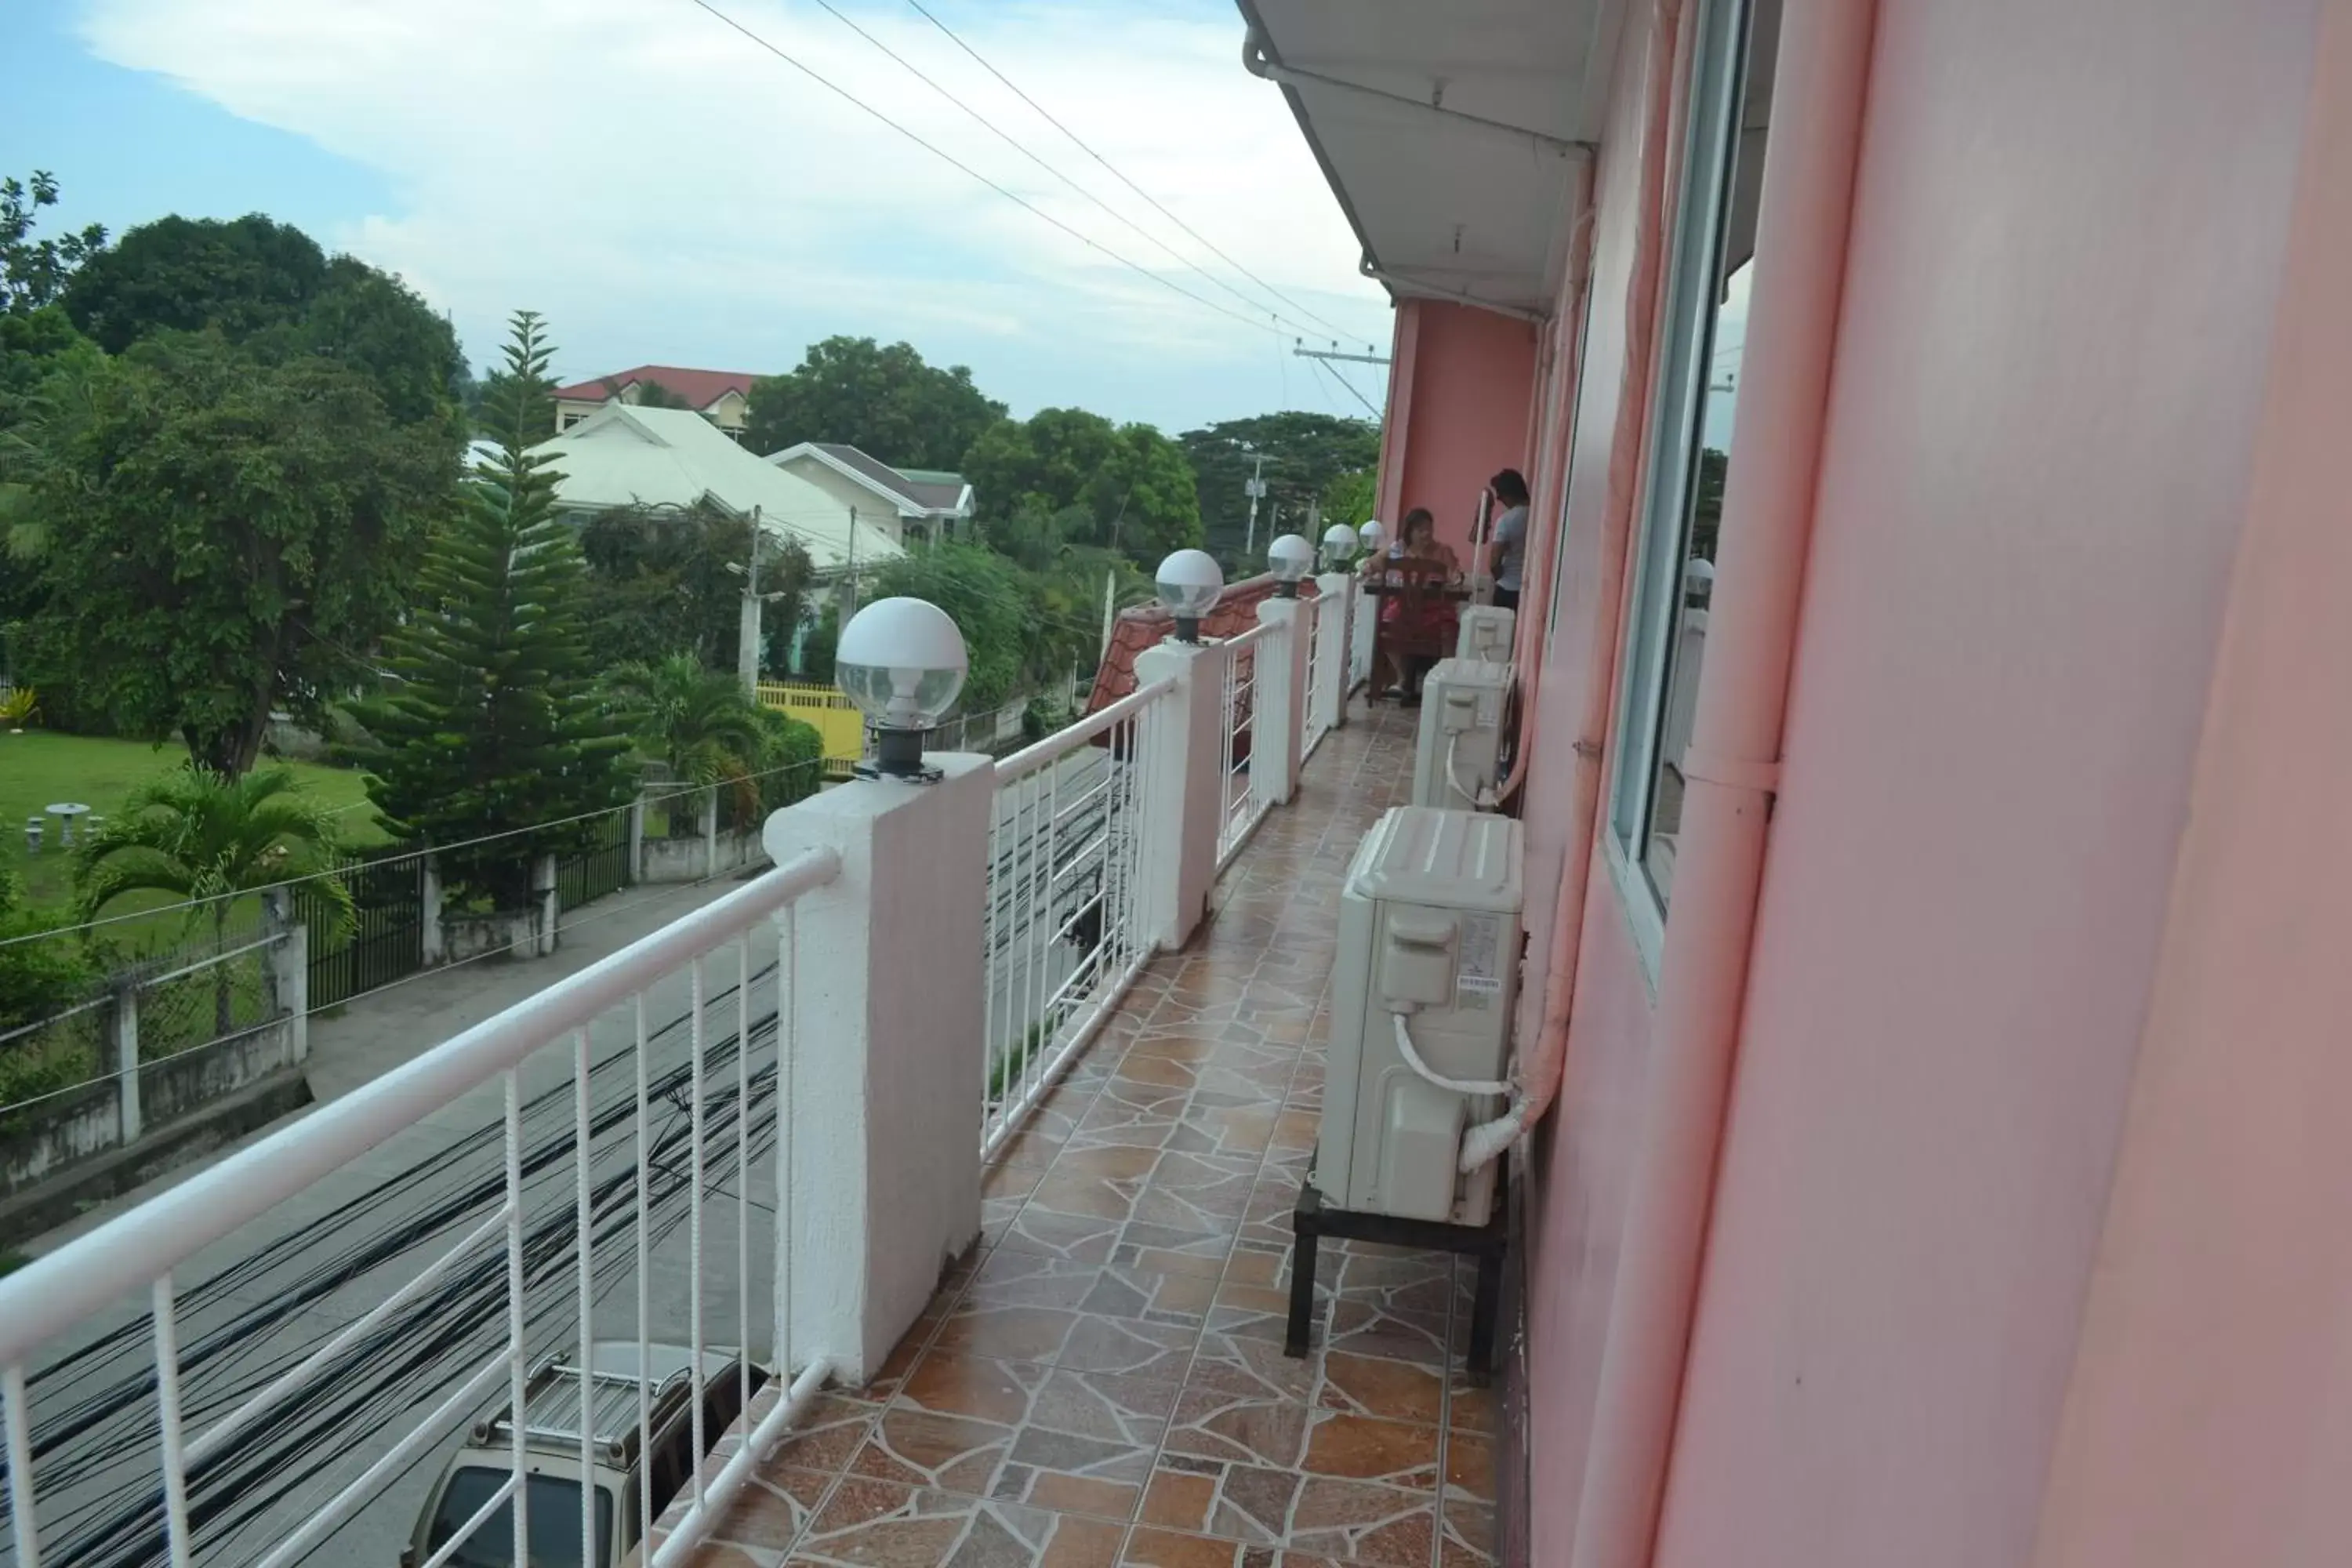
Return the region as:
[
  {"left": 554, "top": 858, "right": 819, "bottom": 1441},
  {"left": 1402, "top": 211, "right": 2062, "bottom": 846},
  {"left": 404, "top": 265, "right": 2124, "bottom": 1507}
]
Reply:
[
  {"left": 1510, "top": 1, "right": 1683, "bottom": 1561},
  {"left": 1648, "top": 2, "right": 2319, "bottom": 1566},
  {"left": 2029, "top": 4, "right": 2352, "bottom": 1562},
  {"left": 1374, "top": 299, "right": 1539, "bottom": 558}
]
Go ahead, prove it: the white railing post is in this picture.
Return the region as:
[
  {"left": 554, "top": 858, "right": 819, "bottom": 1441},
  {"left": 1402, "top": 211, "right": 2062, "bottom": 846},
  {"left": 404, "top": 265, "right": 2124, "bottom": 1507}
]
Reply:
[
  {"left": 1134, "top": 638, "right": 1230, "bottom": 951},
  {"left": 627, "top": 797, "right": 647, "bottom": 885},
  {"left": 114, "top": 982, "right": 142, "bottom": 1144},
  {"left": 760, "top": 752, "right": 993, "bottom": 1383},
  {"left": 1312, "top": 572, "right": 1353, "bottom": 732},
  {"left": 1252, "top": 600, "right": 1308, "bottom": 810}
]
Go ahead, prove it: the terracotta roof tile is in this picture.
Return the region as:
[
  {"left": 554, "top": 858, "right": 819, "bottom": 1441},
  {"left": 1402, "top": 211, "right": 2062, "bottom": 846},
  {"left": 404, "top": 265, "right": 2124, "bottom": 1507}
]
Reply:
[
  {"left": 1084, "top": 576, "right": 1324, "bottom": 765},
  {"left": 550, "top": 365, "right": 759, "bottom": 411}
]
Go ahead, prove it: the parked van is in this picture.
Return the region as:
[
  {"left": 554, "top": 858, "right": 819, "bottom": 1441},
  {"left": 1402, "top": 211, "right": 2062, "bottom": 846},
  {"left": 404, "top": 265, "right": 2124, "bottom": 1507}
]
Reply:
[{"left": 401, "top": 1342, "right": 766, "bottom": 1568}]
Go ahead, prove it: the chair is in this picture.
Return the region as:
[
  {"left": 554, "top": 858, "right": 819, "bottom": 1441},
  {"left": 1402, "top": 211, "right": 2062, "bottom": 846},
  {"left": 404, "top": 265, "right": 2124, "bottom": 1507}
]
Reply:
[{"left": 1372, "top": 557, "right": 1454, "bottom": 701}]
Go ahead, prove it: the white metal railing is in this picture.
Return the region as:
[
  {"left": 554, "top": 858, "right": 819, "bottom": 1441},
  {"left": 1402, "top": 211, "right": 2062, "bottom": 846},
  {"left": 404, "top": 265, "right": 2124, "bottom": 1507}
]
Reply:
[
  {"left": 0, "top": 851, "right": 840, "bottom": 1568},
  {"left": 1301, "top": 593, "right": 1330, "bottom": 760},
  {"left": 1218, "top": 622, "right": 1273, "bottom": 869},
  {"left": 980, "top": 677, "right": 1174, "bottom": 1162}
]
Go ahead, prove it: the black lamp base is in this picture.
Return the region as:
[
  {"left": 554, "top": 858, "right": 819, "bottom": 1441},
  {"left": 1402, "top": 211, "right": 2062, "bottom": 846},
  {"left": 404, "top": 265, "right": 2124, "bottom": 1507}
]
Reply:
[
  {"left": 1275, "top": 580, "right": 1301, "bottom": 599},
  {"left": 1174, "top": 615, "right": 1202, "bottom": 644},
  {"left": 855, "top": 725, "right": 942, "bottom": 783}
]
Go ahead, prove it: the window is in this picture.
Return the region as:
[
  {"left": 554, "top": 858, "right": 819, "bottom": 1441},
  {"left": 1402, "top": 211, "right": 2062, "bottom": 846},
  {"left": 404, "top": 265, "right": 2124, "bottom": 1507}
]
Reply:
[{"left": 1610, "top": 0, "right": 1775, "bottom": 928}]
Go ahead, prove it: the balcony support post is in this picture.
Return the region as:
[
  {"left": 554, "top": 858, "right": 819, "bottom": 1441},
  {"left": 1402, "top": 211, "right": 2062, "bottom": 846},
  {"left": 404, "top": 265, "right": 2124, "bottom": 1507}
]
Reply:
[
  {"left": 1253, "top": 599, "right": 1308, "bottom": 810},
  {"left": 1135, "top": 640, "right": 1229, "bottom": 952},
  {"left": 761, "top": 753, "right": 993, "bottom": 1382},
  {"left": 1312, "top": 572, "right": 1355, "bottom": 731}
]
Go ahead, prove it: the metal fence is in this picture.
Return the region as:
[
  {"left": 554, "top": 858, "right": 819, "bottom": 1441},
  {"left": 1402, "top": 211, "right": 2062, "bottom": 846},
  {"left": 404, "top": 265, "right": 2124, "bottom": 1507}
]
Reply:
[
  {"left": 554, "top": 812, "right": 633, "bottom": 913},
  {"left": 299, "top": 856, "right": 427, "bottom": 1013},
  {"left": 0, "top": 850, "right": 840, "bottom": 1568},
  {"left": 1219, "top": 621, "right": 1272, "bottom": 869},
  {"left": 978, "top": 678, "right": 1171, "bottom": 1163}
]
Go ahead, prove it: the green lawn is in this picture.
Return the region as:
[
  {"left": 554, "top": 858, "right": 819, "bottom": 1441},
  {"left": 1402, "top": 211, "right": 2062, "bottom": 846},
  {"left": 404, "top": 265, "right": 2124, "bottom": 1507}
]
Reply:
[{"left": 0, "top": 731, "right": 387, "bottom": 935}]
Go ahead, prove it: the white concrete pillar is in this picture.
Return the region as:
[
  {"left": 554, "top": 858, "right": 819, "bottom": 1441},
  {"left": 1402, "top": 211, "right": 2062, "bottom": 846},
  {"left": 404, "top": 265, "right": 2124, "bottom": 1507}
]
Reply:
[
  {"left": 702, "top": 786, "right": 720, "bottom": 879},
  {"left": 273, "top": 924, "right": 309, "bottom": 1064},
  {"left": 761, "top": 753, "right": 993, "bottom": 1383},
  {"left": 534, "top": 853, "right": 558, "bottom": 956},
  {"left": 113, "top": 985, "right": 140, "bottom": 1144},
  {"left": 1312, "top": 573, "right": 1353, "bottom": 733},
  {"left": 1134, "top": 639, "right": 1230, "bottom": 953},
  {"left": 422, "top": 855, "right": 446, "bottom": 967},
  {"left": 627, "top": 798, "right": 647, "bottom": 887},
  {"left": 1252, "top": 599, "right": 1308, "bottom": 811}
]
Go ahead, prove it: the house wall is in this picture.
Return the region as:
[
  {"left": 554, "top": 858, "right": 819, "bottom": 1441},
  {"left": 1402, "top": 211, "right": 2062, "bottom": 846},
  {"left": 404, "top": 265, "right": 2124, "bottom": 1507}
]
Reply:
[
  {"left": 2026, "top": 5, "right": 2352, "bottom": 1563},
  {"left": 1507, "top": 0, "right": 1680, "bottom": 1560},
  {"left": 775, "top": 456, "right": 909, "bottom": 550},
  {"left": 1644, "top": 2, "right": 2318, "bottom": 1567},
  {"left": 1374, "top": 300, "right": 1540, "bottom": 561}
]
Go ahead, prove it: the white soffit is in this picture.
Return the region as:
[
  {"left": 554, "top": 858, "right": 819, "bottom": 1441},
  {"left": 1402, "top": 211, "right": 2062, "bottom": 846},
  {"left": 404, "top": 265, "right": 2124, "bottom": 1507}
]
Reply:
[{"left": 1240, "top": 0, "right": 1626, "bottom": 317}]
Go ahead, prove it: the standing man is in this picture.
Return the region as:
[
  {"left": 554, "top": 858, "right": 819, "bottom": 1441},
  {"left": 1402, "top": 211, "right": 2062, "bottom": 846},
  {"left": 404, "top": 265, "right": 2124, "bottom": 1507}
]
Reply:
[{"left": 1484, "top": 469, "right": 1531, "bottom": 612}]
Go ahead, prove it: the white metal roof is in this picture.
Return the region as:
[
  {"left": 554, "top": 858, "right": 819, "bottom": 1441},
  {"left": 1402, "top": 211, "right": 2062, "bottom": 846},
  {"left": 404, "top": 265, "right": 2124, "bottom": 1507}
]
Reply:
[
  {"left": 1237, "top": 0, "right": 1627, "bottom": 317},
  {"left": 532, "top": 405, "right": 904, "bottom": 573}
]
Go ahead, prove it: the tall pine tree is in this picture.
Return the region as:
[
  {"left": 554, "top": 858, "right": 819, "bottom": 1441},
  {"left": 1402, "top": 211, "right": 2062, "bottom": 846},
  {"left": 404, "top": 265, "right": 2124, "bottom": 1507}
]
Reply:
[{"left": 353, "top": 310, "right": 633, "bottom": 907}]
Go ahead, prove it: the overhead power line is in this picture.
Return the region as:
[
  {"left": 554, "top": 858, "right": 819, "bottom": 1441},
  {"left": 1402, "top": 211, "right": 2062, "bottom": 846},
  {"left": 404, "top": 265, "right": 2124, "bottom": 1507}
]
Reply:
[
  {"left": 682, "top": 0, "right": 1283, "bottom": 341},
  {"left": 899, "top": 0, "right": 1370, "bottom": 347},
  {"left": 1311, "top": 355, "right": 1381, "bottom": 419},
  {"left": 800, "top": 0, "right": 1334, "bottom": 344}
]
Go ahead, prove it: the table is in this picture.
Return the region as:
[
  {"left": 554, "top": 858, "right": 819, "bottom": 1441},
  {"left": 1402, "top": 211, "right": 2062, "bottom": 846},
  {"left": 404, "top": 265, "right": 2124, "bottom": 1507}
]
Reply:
[{"left": 45, "top": 802, "right": 89, "bottom": 848}]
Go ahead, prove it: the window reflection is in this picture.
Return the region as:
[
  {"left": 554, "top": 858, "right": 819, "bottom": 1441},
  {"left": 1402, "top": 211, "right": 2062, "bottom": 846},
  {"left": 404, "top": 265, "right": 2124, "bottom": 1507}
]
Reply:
[{"left": 1642, "top": 93, "right": 1766, "bottom": 904}]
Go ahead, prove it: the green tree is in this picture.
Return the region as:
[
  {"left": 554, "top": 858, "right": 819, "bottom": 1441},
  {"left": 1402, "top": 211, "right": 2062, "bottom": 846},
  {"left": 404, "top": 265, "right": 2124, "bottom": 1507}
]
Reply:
[
  {"left": 61, "top": 213, "right": 328, "bottom": 353},
  {"left": 0, "top": 172, "right": 108, "bottom": 316},
  {"left": 964, "top": 409, "right": 1200, "bottom": 568},
  {"left": 0, "top": 865, "right": 96, "bottom": 1036},
  {"left": 60, "top": 213, "right": 462, "bottom": 433},
  {"left": 350, "top": 310, "right": 635, "bottom": 908},
  {"left": 1320, "top": 468, "right": 1376, "bottom": 530},
  {"left": 868, "top": 543, "right": 1034, "bottom": 713},
  {"left": 75, "top": 766, "right": 354, "bottom": 1032},
  {"left": 26, "top": 331, "right": 456, "bottom": 772},
  {"left": 745, "top": 336, "right": 1005, "bottom": 468},
  {"left": 576, "top": 502, "right": 812, "bottom": 673},
  {"left": 1180, "top": 412, "right": 1380, "bottom": 567},
  {"left": 602, "top": 653, "right": 770, "bottom": 829}
]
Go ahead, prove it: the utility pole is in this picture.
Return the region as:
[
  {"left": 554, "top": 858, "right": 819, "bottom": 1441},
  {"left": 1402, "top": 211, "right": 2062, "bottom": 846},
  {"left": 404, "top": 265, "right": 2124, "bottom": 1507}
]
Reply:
[
  {"left": 1243, "top": 449, "right": 1269, "bottom": 558},
  {"left": 1101, "top": 571, "right": 1116, "bottom": 659},
  {"left": 842, "top": 505, "right": 862, "bottom": 621}
]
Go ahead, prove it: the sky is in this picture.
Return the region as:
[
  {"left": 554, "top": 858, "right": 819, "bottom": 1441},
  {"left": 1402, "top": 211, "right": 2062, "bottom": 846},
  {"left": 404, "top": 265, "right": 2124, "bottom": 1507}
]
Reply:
[{"left": 2, "top": 0, "right": 1397, "bottom": 434}]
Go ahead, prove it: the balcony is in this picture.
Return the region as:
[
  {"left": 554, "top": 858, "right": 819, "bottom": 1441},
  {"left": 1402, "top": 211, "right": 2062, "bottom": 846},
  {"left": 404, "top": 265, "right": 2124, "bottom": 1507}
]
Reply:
[
  {"left": 651, "top": 706, "right": 1494, "bottom": 1568},
  {"left": 0, "top": 577, "right": 1494, "bottom": 1568}
]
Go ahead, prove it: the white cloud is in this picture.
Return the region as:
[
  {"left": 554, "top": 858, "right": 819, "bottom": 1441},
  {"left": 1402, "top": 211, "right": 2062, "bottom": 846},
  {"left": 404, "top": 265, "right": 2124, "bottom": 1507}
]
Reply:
[{"left": 75, "top": 0, "right": 1394, "bottom": 430}]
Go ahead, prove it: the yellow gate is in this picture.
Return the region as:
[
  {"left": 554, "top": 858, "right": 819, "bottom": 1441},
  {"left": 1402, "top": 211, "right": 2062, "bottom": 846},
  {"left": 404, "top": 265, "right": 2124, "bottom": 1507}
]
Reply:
[{"left": 757, "top": 681, "right": 863, "bottom": 779}]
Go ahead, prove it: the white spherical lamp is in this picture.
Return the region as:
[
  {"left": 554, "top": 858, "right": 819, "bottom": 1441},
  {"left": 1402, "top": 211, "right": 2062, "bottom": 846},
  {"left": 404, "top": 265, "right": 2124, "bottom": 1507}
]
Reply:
[
  {"left": 1155, "top": 549, "right": 1224, "bottom": 643},
  {"left": 1358, "top": 519, "right": 1386, "bottom": 555},
  {"left": 1268, "top": 533, "right": 1315, "bottom": 596},
  {"left": 1319, "top": 522, "right": 1359, "bottom": 568},
  {"left": 834, "top": 597, "right": 968, "bottom": 780}
]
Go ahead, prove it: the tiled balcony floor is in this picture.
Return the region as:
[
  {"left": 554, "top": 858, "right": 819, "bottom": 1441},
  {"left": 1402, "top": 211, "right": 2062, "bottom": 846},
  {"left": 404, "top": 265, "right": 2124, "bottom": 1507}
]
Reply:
[{"left": 676, "top": 702, "right": 1495, "bottom": 1567}]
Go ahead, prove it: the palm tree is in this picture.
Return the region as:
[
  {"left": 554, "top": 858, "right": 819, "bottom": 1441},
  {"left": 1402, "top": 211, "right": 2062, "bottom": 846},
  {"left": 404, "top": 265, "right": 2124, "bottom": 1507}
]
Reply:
[
  {"left": 77, "top": 767, "right": 354, "bottom": 1033},
  {"left": 601, "top": 655, "right": 771, "bottom": 832}
]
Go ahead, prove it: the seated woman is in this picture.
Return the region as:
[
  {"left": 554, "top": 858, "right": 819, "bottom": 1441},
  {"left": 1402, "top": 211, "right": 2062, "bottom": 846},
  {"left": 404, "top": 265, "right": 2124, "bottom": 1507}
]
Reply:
[{"left": 1363, "top": 507, "right": 1461, "bottom": 701}]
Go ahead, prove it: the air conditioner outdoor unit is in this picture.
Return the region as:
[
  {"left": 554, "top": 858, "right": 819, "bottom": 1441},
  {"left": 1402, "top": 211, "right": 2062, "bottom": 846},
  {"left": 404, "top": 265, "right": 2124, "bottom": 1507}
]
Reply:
[
  {"left": 1456, "top": 605, "right": 1515, "bottom": 663},
  {"left": 1413, "top": 658, "right": 1512, "bottom": 810},
  {"left": 1319, "top": 806, "right": 1523, "bottom": 1225}
]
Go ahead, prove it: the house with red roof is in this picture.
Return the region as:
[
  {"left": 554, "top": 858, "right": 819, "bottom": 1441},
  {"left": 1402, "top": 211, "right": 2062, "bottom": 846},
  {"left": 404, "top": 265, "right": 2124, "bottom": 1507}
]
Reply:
[
  {"left": 764, "top": 441, "right": 975, "bottom": 550},
  {"left": 548, "top": 365, "right": 760, "bottom": 441}
]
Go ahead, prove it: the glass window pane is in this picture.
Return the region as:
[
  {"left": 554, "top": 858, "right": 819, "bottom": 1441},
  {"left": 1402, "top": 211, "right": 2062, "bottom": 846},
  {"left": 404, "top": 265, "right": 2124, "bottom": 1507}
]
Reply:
[{"left": 426, "top": 1468, "right": 617, "bottom": 1568}]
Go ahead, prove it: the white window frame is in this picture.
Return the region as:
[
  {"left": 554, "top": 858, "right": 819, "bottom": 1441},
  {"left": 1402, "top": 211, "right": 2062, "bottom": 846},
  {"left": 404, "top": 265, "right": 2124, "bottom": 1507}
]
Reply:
[
  {"left": 1606, "top": 0, "right": 1757, "bottom": 964},
  {"left": 1543, "top": 287, "right": 1602, "bottom": 666}
]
